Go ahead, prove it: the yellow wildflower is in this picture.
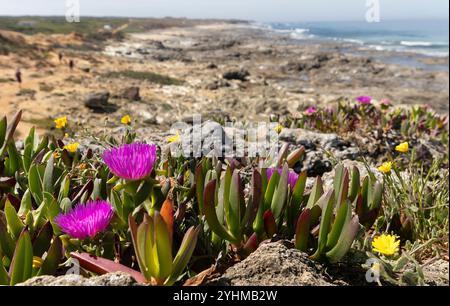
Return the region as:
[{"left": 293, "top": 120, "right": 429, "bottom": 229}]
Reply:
[
  {"left": 121, "top": 115, "right": 132, "bottom": 125},
  {"left": 395, "top": 142, "right": 409, "bottom": 153},
  {"left": 32, "top": 256, "right": 43, "bottom": 269},
  {"left": 372, "top": 234, "right": 400, "bottom": 256},
  {"left": 167, "top": 131, "right": 181, "bottom": 143},
  {"left": 63, "top": 142, "right": 79, "bottom": 153},
  {"left": 53, "top": 152, "right": 61, "bottom": 159},
  {"left": 377, "top": 162, "right": 393, "bottom": 174},
  {"left": 79, "top": 163, "right": 87, "bottom": 170},
  {"left": 64, "top": 133, "right": 69, "bottom": 138},
  {"left": 54, "top": 116, "right": 68, "bottom": 129},
  {"left": 275, "top": 124, "right": 283, "bottom": 134}
]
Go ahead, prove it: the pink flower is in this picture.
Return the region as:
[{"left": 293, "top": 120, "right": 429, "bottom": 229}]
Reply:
[
  {"left": 305, "top": 106, "right": 318, "bottom": 116},
  {"left": 356, "top": 96, "right": 372, "bottom": 104},
  {"left": 103, "top": 143, "right": 157, "bottom": 180},
  {"left": 55, "top": 200, "right": 114, "bottom": 240}
]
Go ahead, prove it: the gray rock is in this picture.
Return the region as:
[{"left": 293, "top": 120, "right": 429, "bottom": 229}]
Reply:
[
  {"left": 422, "top": 259, "right": 449, "bottom": 286},
  {"left": 223, "top": 69, "right": 250, "bottom": 82},
  {"left": 17, "top": 272, "right": 138, "bottom": 286},
  {"left": 211, "top": 240, "right": 338, "bottom": 286},
  {"left": 280, "top": 128, "right": 360, "bottom": 176},
  {"left": 121, "top": 86, "right": 141, "bottom": 101},
  {"left": 84, "top": 91, "right": 117, "bottom": 113}
]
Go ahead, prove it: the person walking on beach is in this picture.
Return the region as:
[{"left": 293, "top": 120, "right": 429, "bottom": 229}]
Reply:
[
  {"left": 58, "top": 52, "right": 64, "bottom": 63},
  {"left": 69, "top": 59, "right": 74, "bottom": 71},
  {"left": 15, "top": 68, "right": 22, "bottom": 87}
]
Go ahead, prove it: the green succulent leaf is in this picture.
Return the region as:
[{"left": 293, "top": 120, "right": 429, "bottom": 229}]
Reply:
[
  {"left": 18, "top": 189, "right": 33, "bottom": 216},
  {"left": 0, "top": 257, "right": 9, "bottom": 285},
  {"left": 228, "top": 170, "right": 242, "bottom": 239},
  {"left": 0, "top": 215, "right": 15, "bottom": 259},
  {"left": 349, "top": 166, "right": 360, "bottom": 202},
  {"left": 32, "top": 222, "right": 53, "bottom": 257},
  {"left": 306, "top": 177, "right": 324, "bottom": 209},
  {"left": 0, "top": 116, "right": 6, "bottom": 149},
  {"left": 5, "top": 200, "right": 24, "bottom": 240},
  {"left": 311, "top": 190, "right": 335, "bottom": 260},
  {"left": 9, "top": 229, "right": 33, "bottom": 285},
  {"left": 326, "top": 215, "right": 361, "bottom": 263},
  {"left": 28, "top": 164, "right": 43, "bottom": 205},
  {"left": 326, "top": 199, "right": 351, "bottom": 250},
  {"left": 153, "top": 212, "right": 173, "bottom": 282},
  {"left": 203, "top": 180, "right": 237, "bottom": 243},
  {"left": 166, "top": 225, "right": 200, "bottom": 286},
  {"left": 295, "top": 208, "right": 311, "bottom": 252},
  {"left": 37, "top": 236, "right": 63, "bottom": 276},
  {"left": 270, "top": 164, "right": 289, "bottom": 221}
]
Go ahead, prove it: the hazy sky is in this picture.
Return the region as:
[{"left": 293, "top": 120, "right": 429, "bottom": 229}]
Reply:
[{"left": 0, "top": 0, "right": 448, "bottom": 22}]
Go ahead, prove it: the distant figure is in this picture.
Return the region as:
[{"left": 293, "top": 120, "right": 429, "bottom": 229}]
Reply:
[
  {"left": 58, "top": 52, "right": 64, "bottom": 63},
  {"left": 69, "top": 59, "right": 74, "bottom": 71},
  {"left": 15, "top": 68, "right": 22, "bottom": 87}
]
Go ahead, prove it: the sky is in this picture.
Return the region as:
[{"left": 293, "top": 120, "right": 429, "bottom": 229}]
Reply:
[{"left": 0, "top": 0, "right": 448, "bottom": 22}]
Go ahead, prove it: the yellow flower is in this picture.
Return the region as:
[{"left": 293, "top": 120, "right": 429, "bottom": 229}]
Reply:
[
  {"left": 121, "top": 115, "right": 132, "bottom": 125},
  {"left": 53, "top": 152, "right": 61, "bottom": 159},
  {"left": 167, "top": 131, "right": 181, "bottom": 143},
  {"left": 63, "top": 142, "right": 79, "bottom": 153},
  {"left": 64, "top": 133, "right": 69, "bottom": 138},
  {"left": 275, "top": 124, "right": 283, "bottom": 134},
  {"left": 372, "top": 234, "right": 400, "bottom": 256},
  {"left": 32, "top": 256, "right": 43, "bottom": 269},
  {"left": 79, "top": 163, "right": 87, "bottom": 170},
  {"left": 377, "top": 162, "right": 393, "bottom": 174},
  {"left": 54, "top": 116, "right": 68, "bottom": 129},
  {"left": 395, "top": 142, "right": 409, "bottom": 153}
]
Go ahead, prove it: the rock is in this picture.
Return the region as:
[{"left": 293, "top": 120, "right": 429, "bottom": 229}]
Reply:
[
  {"left": 121, "top": 86, "right": 141, "bottom": 101},
  {"left": 422, "top": 259, "right": 449, "bottom": 286},
  {"left": 211, "top": 240, "right": 338, "bottom": 286},
  {"left": 222, "top": 69, "right": 250, "bottom": 81},
  {"left": 280, "top": 129, "right": 361, "bottom": 176},
  {"left": 84, "top": 91, "right": 117, "bottom": 113},
  {"left": 206, "top": 63, "right": 218, "bottom": 69},
  {"left": 205, "top": 79, "right": 230, "bottom": 90},
  {"left": 17, "top": 272, "right": 138, "bottom": 286}
]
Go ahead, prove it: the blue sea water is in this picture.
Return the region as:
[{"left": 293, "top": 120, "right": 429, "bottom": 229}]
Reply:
[{"left": 266, "top": 20, "right": 449, "bottom": 57}]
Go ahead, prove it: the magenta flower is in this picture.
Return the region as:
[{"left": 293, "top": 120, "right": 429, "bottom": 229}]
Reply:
[
  {"left": 55, "top": 200, "right": 114, "bottom": 240},
  {"left": 305, "top": 106, "right": 318, "bottom": 116},
  {"left": 356, "top": 96, "right": 372, "bottom": 104},
  {"left": 102, "top": 143, "right": 157, "bottom": 180},
  {"left": 266, "top": 168, "right": 299, "bottom": 188}
]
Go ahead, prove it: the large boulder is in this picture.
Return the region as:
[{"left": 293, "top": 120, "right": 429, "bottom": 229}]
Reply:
[
  {"left": 211, "top": 240, "right": 340, "bottom": 286},
  {"left": 84, "top": 91, "right": 117, "bottom": 113}
]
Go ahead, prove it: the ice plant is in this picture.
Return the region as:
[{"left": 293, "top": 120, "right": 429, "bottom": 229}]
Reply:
[
  {"left": 121, "top": 115, "right": 132, "bottom": 125},
  {"left": 395, "top": 142, "right": 409, "bottom": 153},
  {"left": 63, "top": 142, "right": 79, "bottom": 153},
  {"left": 356, "top": 96, "right": 372, "bottom": 104},
  {"left": 129, "top": 199, "right": 200, "bottom": 285},
  {"left": 55, "top": 200, "right": 114, "bottom": 240},
  {"left": 372, "top": 234, "right": 400, "bottom": 256},
  {"left": 305, "top": 106, "right": 318, "bottom": 116},
  {"left": 378, "top": 161, "right": 393, "bottom": 174},
  {"left": 103, "top": 143, "right": 157, "bottom": 180},
  {"left": 266, "top": 167, "right": 299, "bottom": 189},
  {"left": 54, "top": 116, "right": 67, "bottom": 129}
]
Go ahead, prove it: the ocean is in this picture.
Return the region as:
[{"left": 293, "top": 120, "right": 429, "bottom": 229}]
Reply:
[{"left": 265, "top": 20, "right": 449, "bottom": 58}]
